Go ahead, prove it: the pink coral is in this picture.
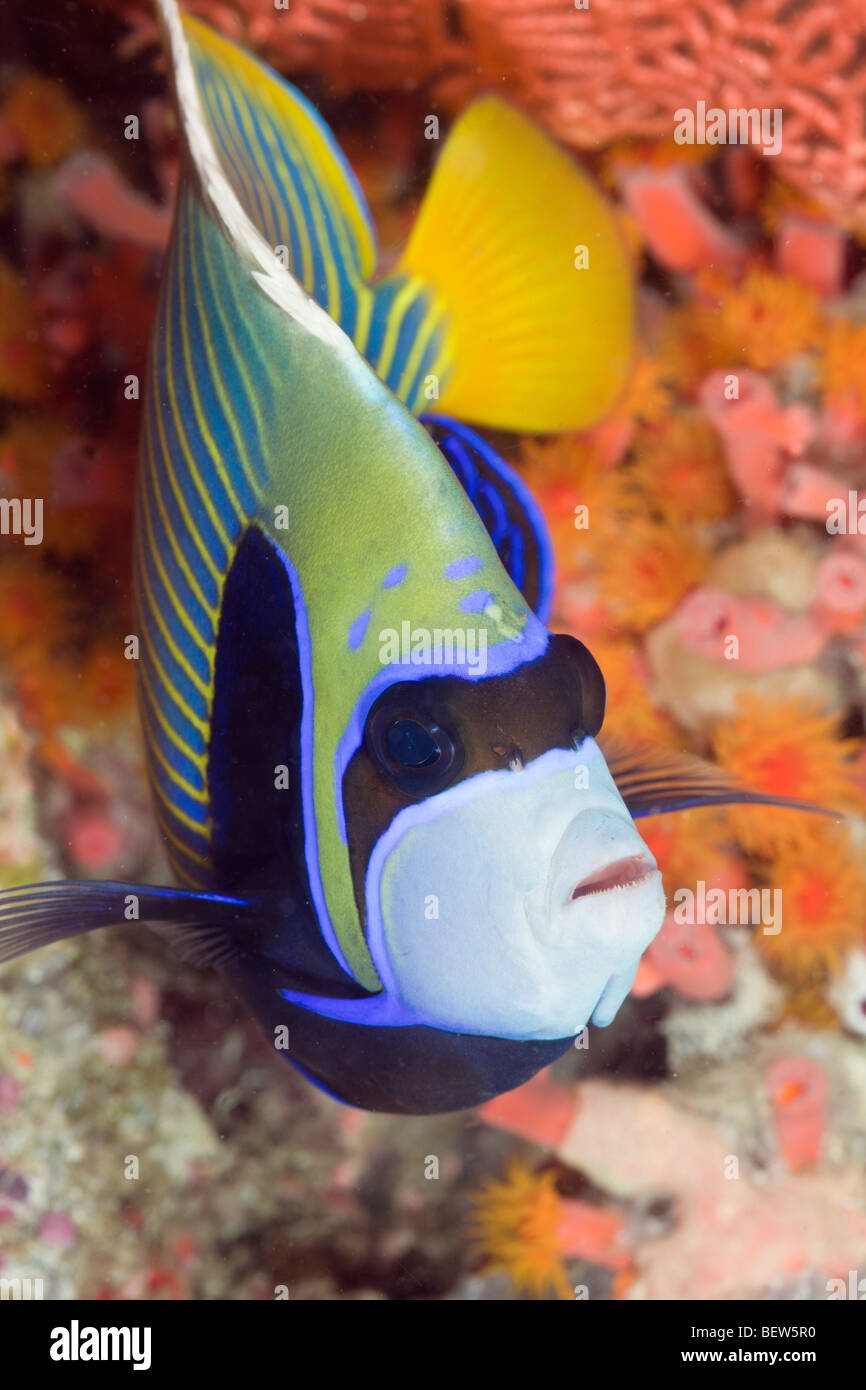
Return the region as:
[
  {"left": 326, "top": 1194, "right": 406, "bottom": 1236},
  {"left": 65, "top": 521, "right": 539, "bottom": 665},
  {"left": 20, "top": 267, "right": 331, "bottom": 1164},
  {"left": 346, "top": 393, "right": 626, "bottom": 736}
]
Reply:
[
  {"left": 813, "top": 551, "right": 866, "bottom": 633},
  {"left": 781, "top": 461, "right": 850, "bottom": 521},
  {"left": 644, "top": 911, "right": 734, "bottom": 1002},
  {"left": 53, "top": 152, "right": 172, "bottom": 251},
  {"left": 774, "top": 214, "right": 845, "bottom": 297},
  {"left": 461, "top": 0, "right": 866, "bottom": 232},
  {"left": 616, "top": 164, "right": 745, "bottom": 273},
  {"left": 480, "top": 1075, "right": 866, "bottom": 1300},
  {"left": 766, "top": 1057, "right": 828, "bottom": 1172},
  {"left": 674, "top": 586, "right": 825, "bottom": 671},
  {"left": 699, "top": 368, "right": 815, "bottom": 518}
]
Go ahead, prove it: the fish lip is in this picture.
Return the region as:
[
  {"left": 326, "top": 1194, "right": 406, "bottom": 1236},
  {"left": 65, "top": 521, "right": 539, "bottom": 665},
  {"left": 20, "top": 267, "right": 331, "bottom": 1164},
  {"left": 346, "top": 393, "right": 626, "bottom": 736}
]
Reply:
[{"left": 567, "top": 853, "right": 657, "bottom": 904}]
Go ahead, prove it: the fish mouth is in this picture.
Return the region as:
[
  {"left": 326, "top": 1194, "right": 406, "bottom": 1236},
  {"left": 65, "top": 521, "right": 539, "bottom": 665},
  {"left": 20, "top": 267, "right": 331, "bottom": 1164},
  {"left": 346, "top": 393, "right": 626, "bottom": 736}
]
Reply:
[{"left": 568, "top": 853, "right": 657, "bottom": 903}]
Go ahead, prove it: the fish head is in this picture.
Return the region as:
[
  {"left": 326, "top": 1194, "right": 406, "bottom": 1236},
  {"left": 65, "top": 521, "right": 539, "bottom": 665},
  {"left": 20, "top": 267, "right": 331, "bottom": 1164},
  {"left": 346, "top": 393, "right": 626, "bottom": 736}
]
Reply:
[{"left": 344, "top": 632, "right": 666, "bottom": 1041}]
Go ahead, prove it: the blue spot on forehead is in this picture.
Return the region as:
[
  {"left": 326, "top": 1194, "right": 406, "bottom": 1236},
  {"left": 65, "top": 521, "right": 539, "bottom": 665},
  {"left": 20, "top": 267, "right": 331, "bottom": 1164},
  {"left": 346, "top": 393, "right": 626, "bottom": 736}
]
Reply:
[
  {"left": 348, "top": 609, "right": 371, "bottom": 651},
  {"left": 443, "top": 555, "right": 483, "bottom": 580},
  {"left": 383, "top": 564, "right": 407, "bottom": 589},
  {"left": 460, "top": 589, "right": 493, "bottom": 614}
]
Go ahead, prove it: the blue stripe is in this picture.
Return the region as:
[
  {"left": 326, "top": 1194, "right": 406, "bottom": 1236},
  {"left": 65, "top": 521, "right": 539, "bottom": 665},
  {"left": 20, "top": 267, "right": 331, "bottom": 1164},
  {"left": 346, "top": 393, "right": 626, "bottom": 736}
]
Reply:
[
  {"left": 196, "top": 200, "right": 270, "bottom": 495},
  {"left": 479, "top": 479, "right": 509, "bottom": 546},
  {"left": 426, "top": 415, "right": 556, "bottom": 623},
  {"left": 136, "top": 536, "right": 211, "bottom": 688},
  {"left": 149, "top": 759, "right": 210, "bottom": 831},
  {"left": 441, "top": 433, "right": 479, "bottom": 501},
  {"left": 178, "top": 200, "right": 258, "bottom": 520},
  {"left": 200, "top": 66, "right": 281, "bottom": 256},
  {"left": 138, "top": 614, "right": 207, "bottom": 739},
  {"left": 138, "top": 432, "right": 215, "bottom": 646},
  {"left": 139, "top": 694, "right": 207, "bottom": 793},
  {"left": 364, "top": 276, "right": 404, "bottom": 366},
  {"left": 258, "top": 105, "right": 359, "bottom": 336},
  {"left": 139, "top": 648, "right": 206, "bottom": 759},
  {"left": 404, "top": 320, "right": 446, "bottom": 413},
  {"left": 507, "top": 523, "right": 525, "bottom": 595},
  {"left": 383, "top": 290, "right": 430, "bottom": 395}
]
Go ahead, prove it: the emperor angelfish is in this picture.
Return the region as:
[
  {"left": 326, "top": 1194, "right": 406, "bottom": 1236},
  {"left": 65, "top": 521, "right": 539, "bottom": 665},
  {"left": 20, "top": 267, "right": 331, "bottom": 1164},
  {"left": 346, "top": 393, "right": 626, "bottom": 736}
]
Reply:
[{"left": 0, "top": 1, "right": 825, "bottom": 1113}]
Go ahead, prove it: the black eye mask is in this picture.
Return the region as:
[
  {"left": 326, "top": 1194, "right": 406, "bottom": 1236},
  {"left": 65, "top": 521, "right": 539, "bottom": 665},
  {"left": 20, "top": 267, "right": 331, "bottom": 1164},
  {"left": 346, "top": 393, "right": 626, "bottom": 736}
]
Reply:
[{"left": 343, "top": 634, "right": 607, "bottom": 924}]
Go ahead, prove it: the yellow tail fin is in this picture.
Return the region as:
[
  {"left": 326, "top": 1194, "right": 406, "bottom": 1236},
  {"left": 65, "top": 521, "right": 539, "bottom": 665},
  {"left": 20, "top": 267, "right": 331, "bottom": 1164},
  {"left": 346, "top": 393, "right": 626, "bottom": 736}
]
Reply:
[{"left": 400, "top": 97, "right": 634, "bottom": 433}]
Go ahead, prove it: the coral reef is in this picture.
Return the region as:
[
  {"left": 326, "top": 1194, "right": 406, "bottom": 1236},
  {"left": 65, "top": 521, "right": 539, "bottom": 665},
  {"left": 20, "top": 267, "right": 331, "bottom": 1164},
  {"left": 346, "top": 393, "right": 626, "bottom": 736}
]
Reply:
[
  {"left": 478, "top": 1050, "right": 866, "bottom": 1300},
  {"left": 96, "top": 1, "right": 866, "bottom": 233}
]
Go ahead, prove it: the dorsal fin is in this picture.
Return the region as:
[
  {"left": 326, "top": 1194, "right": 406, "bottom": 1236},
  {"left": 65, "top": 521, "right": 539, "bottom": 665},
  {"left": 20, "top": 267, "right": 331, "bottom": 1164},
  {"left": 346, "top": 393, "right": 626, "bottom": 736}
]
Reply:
[
  {"left": 177, "top": 11, "right": 378, "bottom": 334},
  {"left": 155, "top": 0, "right": 355, "bottom": 355}
]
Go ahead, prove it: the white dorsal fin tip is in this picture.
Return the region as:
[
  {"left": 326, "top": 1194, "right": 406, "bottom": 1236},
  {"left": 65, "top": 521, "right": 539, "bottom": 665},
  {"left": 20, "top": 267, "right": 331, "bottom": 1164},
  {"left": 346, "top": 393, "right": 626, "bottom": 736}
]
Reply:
[
  {"left": 250, "top": 271, "right": 348, "bottom": 350},
  {"left": 156, "top": 0, "right": 356, "bottom": 356}
]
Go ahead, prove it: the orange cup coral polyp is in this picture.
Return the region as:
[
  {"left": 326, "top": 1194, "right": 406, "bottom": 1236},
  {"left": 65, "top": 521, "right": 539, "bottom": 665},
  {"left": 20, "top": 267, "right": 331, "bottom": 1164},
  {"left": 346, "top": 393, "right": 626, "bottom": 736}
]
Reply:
[
  {"left": 711, "top": 698, "right": 864, "bottom": 858},
  {"left": 470, "top": 1159, "right": 629, "bottom": 1300},
  {"left": 470, "top": 1160, "right": 574, "bottom": 1301},
  {"left": 756, "top": 825, "right": 866, "bottom": 991},
  {"left": 629, "top": 411, "right": 736, "bottom": 528},
  {"left": 701, "top": 267, "right": 822, "bottom": 374},
  {"left": 595, "top": 515, "right": 708, "bottom": 634}
]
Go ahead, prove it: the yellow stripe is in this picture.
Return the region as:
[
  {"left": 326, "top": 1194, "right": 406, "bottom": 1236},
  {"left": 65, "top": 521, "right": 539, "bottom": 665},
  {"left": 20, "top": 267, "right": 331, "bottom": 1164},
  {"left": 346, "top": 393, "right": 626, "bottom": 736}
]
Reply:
[
  {"left": 151, "top": 794, "right": 212, "bottom": 870},
  {"left": 220, "top": 84, "right": 289, "bottom": 250},
  {"left": 196, "top": 33, "right": 351, "bottom": 306},
  {"left": 139, "top": 654, "right": 207, "bottom": 770},
  {"left": 206, "top": 76, "right": 282, "bottom": 253},
  {"left": 373, "top": 276, "right": 426, "bottom": 385},
  {"left": 141, "top": 404, "right": 218, "bottom": 621},
  {"left": 140, "top": 698, "right": 208, "bottom": 804},
  {"left": 394, "top": 295, "right": 448, "bottom": 404},
  {"left": 261, "top": 109, "right": 342, "bottom": 322},
  {"left": 171, "top": 219, "right": 244, "bottom": 538},
  {"left": 199, "top": 227, "right": 270, "bottom": 489},
  {"left": 207, "top": 73, "right": 313, "bottom": 289},
  {"left": 149, "top": 763, "right": 211, "bottom": 835},
  {"left": 186, "top": 13, "right": 377, "bottom": 276},
  {"left": 420, "top": 329, "right": 458, "bottom": 410},
  {"left": 353, "top": 284, "right": 374, "bottom": 361},
  {"left": 136, "top": 456, "right": 212, "bottom": 658},
  {"left": 148, "top": 320, "right": 223, "bottom": 593},
  {"left": 159, "top": 236, "right": 230, "bottom": 564},
  {"left": 171, "top": 861, "right": 210, "bottom": 890},
  {"left": 134, "top": 546, "right": 210, "bottom": 701},
  {"left": 188, "top": 219, "right": 261, "bottom": 499},
  {"left": 138, "top": 614, "right": 208, "bottom": 738}
]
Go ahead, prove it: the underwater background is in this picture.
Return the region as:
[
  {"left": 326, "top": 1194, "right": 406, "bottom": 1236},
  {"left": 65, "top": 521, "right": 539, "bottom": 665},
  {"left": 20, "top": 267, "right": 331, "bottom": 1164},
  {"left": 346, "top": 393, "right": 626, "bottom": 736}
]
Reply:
[{"left": 2, "top": 0, "right": 866, "bottom": 1300}]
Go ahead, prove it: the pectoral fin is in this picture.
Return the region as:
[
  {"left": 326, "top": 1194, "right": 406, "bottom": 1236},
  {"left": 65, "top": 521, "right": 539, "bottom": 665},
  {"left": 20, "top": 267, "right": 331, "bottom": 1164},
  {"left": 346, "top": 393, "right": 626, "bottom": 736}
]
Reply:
[
  {"left": 603, "top": 740, "right": 837, "bottom": 820},
  {"left": 0, "top": 878, "right": 374, "bottom": 1000},
  {"left": 0, "top": 880, "right": 256, "bottom": 967}
]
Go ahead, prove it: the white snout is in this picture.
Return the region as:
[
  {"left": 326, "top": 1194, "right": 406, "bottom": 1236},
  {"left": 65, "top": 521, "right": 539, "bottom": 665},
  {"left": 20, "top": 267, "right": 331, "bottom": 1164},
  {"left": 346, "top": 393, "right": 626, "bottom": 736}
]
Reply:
[{"left": 370, "top": 743, "right": 666, "bottom": 1039}]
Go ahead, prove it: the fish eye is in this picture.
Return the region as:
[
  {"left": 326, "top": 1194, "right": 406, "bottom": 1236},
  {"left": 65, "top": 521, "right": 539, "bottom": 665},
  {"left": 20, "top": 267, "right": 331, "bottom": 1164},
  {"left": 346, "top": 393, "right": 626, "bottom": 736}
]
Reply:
[
  {"left": 365, "top": 686, "right": 464, "bottom": 796},
  {"left": 386, "top": 719, "right": 441, "bottom": 768}
]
